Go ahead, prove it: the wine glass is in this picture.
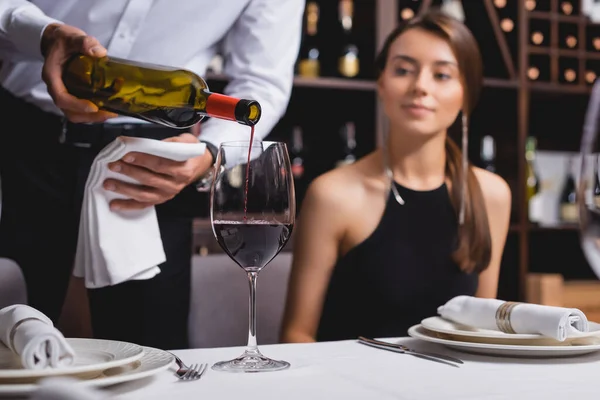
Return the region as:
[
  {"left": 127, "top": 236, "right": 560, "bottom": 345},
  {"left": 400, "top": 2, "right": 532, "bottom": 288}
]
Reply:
[
  {"left": 209, "top": 140, "right": 295, "bottom": 373},
  {"left": 579, "top": 80, "right": 600, "bottom": 278}
]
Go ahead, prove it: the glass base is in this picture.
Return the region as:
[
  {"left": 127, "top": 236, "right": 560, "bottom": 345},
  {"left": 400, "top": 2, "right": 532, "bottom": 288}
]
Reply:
[{"left": 211, "top": 350, "right": 290, "bottom": 373}]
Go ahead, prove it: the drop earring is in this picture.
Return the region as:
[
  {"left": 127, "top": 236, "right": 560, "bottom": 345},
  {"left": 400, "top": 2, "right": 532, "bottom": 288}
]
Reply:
[{"left": 459, "top": 112, "right": 468, "bottom": 225}]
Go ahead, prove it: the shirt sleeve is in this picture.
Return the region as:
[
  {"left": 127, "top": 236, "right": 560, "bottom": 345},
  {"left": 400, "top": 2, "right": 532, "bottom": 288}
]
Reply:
[
  {"left": 198, "top": 0, "right": 305, "bottom": 149},
  {"left": 0, "top": 0, "right": 62, "bottom": 61}
]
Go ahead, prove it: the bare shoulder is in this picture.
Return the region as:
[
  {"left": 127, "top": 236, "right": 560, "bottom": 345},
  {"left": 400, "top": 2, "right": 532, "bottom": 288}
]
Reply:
[
  {"left": 303, "top": 160, "right": 369, "bottom": 214},
  {"left": 472, "top": 167, "right": 512, "bottom": 213}
]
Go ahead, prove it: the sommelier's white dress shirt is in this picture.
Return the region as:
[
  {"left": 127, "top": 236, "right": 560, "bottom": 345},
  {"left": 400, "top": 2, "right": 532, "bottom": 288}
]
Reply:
[{"left": 0, "top": 0, "right": 304, "bottom": 147}]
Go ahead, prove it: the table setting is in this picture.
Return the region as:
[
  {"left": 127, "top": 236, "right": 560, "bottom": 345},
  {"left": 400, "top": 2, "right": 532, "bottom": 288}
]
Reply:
[{"left": 5, "top": 81, "right": 600, "bottom": 400}]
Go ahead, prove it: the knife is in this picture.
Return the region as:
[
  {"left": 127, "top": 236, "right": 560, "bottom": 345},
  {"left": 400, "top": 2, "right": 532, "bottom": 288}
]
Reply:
[{"left": 357, "top": 336, "right": 463, "bottom": 366}]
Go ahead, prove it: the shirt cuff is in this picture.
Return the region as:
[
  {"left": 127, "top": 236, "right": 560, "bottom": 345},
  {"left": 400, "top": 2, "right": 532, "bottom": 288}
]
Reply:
[{"left": 9, "top": 7, "right": 62, "bottom": 60}]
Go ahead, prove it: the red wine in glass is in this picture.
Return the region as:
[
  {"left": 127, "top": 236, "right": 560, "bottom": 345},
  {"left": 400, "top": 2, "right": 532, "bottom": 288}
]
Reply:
[{"left": 213, "top": 221, "right": 292, "bottom": 272}]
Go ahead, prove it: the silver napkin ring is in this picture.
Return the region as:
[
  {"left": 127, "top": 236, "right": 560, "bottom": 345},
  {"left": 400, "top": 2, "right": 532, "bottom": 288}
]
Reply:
[
  {"left": 8, "top": 317, "right": 45, "bottom": 351},
  {"left": 495, "top": 301, "right": 521, "bottom": 334}
]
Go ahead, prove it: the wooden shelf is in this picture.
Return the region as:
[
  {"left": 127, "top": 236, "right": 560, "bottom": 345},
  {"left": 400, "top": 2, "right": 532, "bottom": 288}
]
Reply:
[
  {"left": 528, "top": 11, "right": 587, "bottom": 23},
  {"left": 483, "top": 78, "right": 519, "bottom": 88},
  {"left": 527, "top": 81, "right": 592, "bottom": 94},
  {"left": 206, "top": 72, "right": 517, "bottom": 92},
  {"left": 527, "top": 222, "right": 579, "bottom": 232},
  {"left": 528, "top": 46, "right": 600, "bottom": 60},
  {"left": 206, "top": 73, "right": 378, "bottom": 91}
]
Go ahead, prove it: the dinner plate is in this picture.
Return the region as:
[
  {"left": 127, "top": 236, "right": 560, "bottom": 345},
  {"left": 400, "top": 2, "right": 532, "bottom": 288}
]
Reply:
[
  {"left": 0, "top": 345, "right": 174, "bottom": 396},
  {"left": 0, "top": 338, "right": 144, "bottom": 380},
  {"left": 420, "top": 317, "right": 600, "bottom": 346},
  {"left": 408, "top": 324, "right": 600, "bottom": 357}
]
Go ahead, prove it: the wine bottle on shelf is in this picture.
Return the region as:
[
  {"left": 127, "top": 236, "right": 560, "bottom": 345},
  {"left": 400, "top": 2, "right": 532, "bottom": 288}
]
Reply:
[
  {"left": 586, "top": 25, "right": 600, "bottom": 52},
  {"left": 559, "top": 156, "right": 578, "bottom": 223},
  {"left": 587, "top": 60, "right": 600, "bottom": 85},
  {"left": 560, "top": 1, "right": 578, "bottom": 16},
  {"left": 62, "top": 54, "right": 261, "bottom": 129},
  {"left": 525, "top": 137, "right": 542, "bottom": 223},
  {"left": 337, "top": 0, "right": 360, "bottom": 79},
  {"left": 524, "top": 0, "right": 537, "bottom": 11},
  {"left": 297, "top": 1, "right": 321, "bottom": 78},
  {"left": 559, "top": 23, "right": 579, "bottom": 49},
  {"left": 290, "top": 126, "right": 305, "bottom": 179},
  {"left": 399, "top": 6, "right": 415, "bottom": 21},
  {"left": 336, "top": 121, "right": 357, "bottom": 167},
  {"left": 559, "top": 57, "right": 579, "bottom": 84},
  {"left": 480, "top": 135, "right": 496, "bottom": 173},
  {"left": 529, "top": 19, "right": 550, "bottom": 47},
  {"left": 528, "top": 55, "right": 550, "bottom": 81}
]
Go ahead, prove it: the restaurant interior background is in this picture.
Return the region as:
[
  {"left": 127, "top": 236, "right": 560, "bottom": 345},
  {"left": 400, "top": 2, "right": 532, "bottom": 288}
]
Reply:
[
  {"left": 2, "top": 0, "right": 600, "bottom": 336},
  {"left": 196, "top": 0, "right": 600, "bottom": 312}
]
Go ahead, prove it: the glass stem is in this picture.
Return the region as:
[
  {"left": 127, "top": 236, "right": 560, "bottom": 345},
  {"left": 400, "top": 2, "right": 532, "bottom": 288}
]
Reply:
[{"left": 245, "top": 271, "right": 259, "bottom": 354}]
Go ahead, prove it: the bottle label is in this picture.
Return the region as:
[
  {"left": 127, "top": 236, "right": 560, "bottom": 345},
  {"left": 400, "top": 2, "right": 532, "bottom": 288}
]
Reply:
[
  {"left": 206, "top": 93, "right": 238, "bottom": 121},
  {"left": 339, "top": 55, "right": 359, "bottom": 78},
  {"left": 292, "top": 160, "right": 304, "bottom": 178},
  {"left": 561, "top": 203, "right": 579, "bottom": 223},
  {"left": 298, "top": 59, "right": 320, "bottom": 77},
  {"left": 528, "top": 194, "right": 543, "bottom": 222}
]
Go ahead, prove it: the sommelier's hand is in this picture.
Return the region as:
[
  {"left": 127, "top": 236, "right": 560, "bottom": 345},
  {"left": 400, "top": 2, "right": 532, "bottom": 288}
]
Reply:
[
  {"left": 41, "top": 23, "right": 118, "bottom": 123},
  {"left": 103, "top": 133, "right": 214, "bottom": 211}
]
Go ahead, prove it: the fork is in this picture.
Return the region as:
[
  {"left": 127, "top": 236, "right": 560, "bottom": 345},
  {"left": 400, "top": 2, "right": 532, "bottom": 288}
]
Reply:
[{"left": 169, "top": 352, "right": 208, "bottom": 380}]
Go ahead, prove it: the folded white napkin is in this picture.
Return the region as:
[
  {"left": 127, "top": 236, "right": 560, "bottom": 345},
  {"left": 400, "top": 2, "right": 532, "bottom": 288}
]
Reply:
[
  {"left": 0, "top": 305, "right": 75, "bottom": 369},
  {"left": 72, "top": 136, "right": 205, "bottom": 289},
  {"left": 437, "top": 295, "right": 589, "bottom": 341}
]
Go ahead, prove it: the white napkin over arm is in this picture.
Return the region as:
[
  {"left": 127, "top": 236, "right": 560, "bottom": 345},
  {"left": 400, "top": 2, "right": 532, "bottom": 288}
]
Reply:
[
  {"left": 73, "top": 136, "right": 206, "bottom": 289},
  {"left": 0, "top": 305, "right": 75, "bottom": 369},
  {"left": 437, "top": 295, "right": 589, "bottom": 341}
]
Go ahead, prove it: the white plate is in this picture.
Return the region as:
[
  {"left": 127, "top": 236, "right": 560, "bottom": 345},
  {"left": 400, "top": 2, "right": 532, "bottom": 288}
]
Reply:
[
  {"left": 408, "top": 324, "right": 600, "bottom": 357},
  {"left": 0, "top": 338, "right": 144, "bottom": 379},
  {"left": 421, "top": 316, "right": 600, "bottom": 342},
  {"left": 0, "top": 346, "right": 174, "bottom": 396}
]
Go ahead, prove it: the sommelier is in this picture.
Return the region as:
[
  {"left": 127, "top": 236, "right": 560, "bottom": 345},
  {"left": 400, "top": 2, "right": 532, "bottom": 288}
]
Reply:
[{"left": 0, "top": 0, "right": 304, "bottom": 350}]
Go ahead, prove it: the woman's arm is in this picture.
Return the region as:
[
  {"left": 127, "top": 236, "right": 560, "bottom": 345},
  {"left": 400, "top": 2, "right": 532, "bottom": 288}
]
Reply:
[
  {"left": 473, "top": 168, "right": 512, "bottom": 298},
  {"left": 280, "top": 173, "right": 350, "bottom": 343}
]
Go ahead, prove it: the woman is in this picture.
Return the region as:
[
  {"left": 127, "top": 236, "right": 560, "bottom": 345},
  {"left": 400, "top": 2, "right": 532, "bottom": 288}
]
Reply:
[{"left": 280, "top": 10, "right": 511, "bottom": 343}]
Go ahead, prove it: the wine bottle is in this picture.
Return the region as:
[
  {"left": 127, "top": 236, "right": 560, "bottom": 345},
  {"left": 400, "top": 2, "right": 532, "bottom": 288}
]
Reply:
[
  {"left": 62, "top": 54, "right": 261, "bottom": 129},
  {"left": 529, "top": 19, "right": 550, "bottom": 47},
  {"left": 528, "top": 55, "right": 550, "bottom": 81},
  {"left": 524, "top": 0, "right": 537, "bottom": 11},
  {"left": 559, "top": 156, "right": 578, "bottom": 223},
  {"left": 297, "top": 1, "right": 321, "bottom": 78},
  {"left": 525, "top": 137, "right": 542, "bottom": 223},
  {"left": 336, "top": 121, "right": 357, "bottom": 167},
  {"left": 337, "top": 0, "right": 359, "bottom": 78},
  {"left": 560, "top": 1, "right": 578, "bottom": 16},
  {"left": 559, "top": 57, "right": 579, "bottom": 84},
  {"left": 480, "top": 135, "right": 496, "bottom": 173},
  {"left": 586, "top": 24, "right": 600, "bottom": 52},
  {"left": 290, "top": 126, "right": 305, "bottom": 179},
  {"left": 559, "top": 23, "right": 579, "bottom": 49}
]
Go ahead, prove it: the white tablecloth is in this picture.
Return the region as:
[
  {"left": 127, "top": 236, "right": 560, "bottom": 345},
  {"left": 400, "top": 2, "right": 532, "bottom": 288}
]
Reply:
[{"left": 107, "top": 337, "right": 600, "bottom": 400}]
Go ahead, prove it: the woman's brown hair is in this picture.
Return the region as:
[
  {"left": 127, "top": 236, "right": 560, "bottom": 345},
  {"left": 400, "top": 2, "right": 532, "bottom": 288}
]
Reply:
[{"left": 375, "top": 9, "right": 492, "bottom": 274}]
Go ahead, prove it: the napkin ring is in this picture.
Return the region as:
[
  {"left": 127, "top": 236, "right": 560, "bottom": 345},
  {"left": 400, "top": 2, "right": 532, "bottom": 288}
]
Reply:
[
  {"left": 495, "top": 301, "right": 520, "bottom": 334},
  {"left": 8, "top": 317, "right": 45, "bottom": 351}
]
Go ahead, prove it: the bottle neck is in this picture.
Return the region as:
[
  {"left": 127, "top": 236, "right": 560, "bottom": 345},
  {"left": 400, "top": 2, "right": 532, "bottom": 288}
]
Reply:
[{"left": 203, "top": 91, "right": 261, "bottom": 126}]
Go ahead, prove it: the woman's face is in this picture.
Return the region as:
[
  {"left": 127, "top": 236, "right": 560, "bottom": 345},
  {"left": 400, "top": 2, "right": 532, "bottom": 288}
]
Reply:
[{"left": 378, "top": 28, "right": 464, "bottom": 137}]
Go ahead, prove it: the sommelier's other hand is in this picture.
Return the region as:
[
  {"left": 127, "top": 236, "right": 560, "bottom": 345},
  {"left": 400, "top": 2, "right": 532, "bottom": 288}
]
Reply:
[
  {"left": 104, "top": 133, "right": 214, "bottom": 211},
  {"left": 40, "top": 23, "right": 118, "bottom": 123}
]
